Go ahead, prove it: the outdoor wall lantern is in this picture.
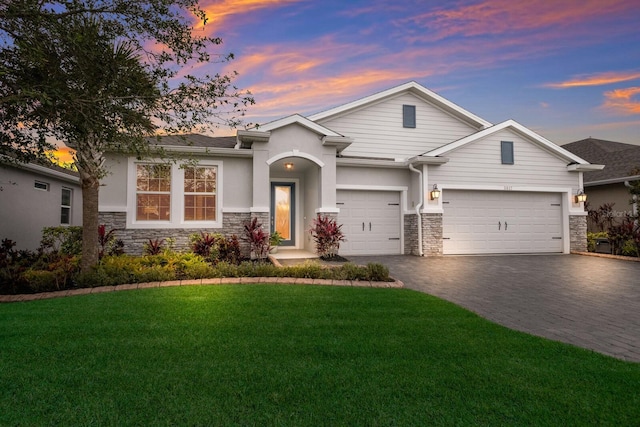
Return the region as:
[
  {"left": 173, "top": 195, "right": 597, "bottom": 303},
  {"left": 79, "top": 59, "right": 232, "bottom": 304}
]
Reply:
[
  {"left": 575, "top": 190, "right": 587, "bottom": 203},
  {"left": 284, "top": 162, "right": 294, "bottom": 171},
  {"left": 430, "top": 184, "right": 441, "bottom": 200}
]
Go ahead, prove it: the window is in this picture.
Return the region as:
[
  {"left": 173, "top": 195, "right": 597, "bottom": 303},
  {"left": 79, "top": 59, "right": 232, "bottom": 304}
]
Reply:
[
  {"left": 403, "top": 105, "right": 416, "bottom": 128},
  {"left": 501, "top": 141, "right": 514, "bottom": 164},
  {"left": 61, "top": 188, "right": 72, "bottom": 225},
  {"left": 184, "top": 166, "right": 217, "bottom": 221},
  {"left": 128, "top": 160, "right": 223, "bottom": 229},
  {"left": 34, "top": 180, "right": 49, "bottom": 191},
  {"left": 136, "top": 164, "right": 171, "bottom": 221}
]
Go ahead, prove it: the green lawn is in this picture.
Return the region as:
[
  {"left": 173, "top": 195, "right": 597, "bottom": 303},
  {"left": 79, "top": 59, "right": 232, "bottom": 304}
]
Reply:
[{"left": 1, "top": 285, "right": 638, "bottom": 426}]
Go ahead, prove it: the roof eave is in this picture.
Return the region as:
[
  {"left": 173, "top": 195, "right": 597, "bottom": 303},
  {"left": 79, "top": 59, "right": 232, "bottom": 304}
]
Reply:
[
  {"left": 322, "top": 136, "right": 353, "bottom": 154},
  {"left": 567, "top": 163, "right": 605, "bottom": 172},
  {"left": 157, "top": 145, "right": 253, "bottom": 157}
]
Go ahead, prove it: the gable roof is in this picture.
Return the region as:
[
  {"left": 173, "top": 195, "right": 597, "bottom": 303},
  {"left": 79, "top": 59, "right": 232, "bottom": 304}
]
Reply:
[
  {"left": 257, "top": 114, "right": 343, "bottom": 137},
  {"left": 562, "top": 138, "right": 640, "bottom": 184},
  {"left": 308, "top": 81, "right": 493, "bottom": 129},
  {"left": 422, "top": 119, "right": 594, "bottom": 166}
]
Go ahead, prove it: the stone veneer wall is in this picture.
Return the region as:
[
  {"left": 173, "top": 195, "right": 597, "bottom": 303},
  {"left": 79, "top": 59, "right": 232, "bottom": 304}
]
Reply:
[
  {"left": 404, "top": 214, "right": 419, "bottom": 255},
  {"left": 98, "top": 211, "right": 269, "bottom": 256},
  {"left": 421, "top": 213, "right": 443, "bottom": 256},
  {"left": 569, "top": 214, "right": 588, "bottom": 252}
]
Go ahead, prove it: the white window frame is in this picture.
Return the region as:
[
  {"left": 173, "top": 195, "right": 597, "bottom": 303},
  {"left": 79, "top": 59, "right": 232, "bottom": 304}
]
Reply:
[
  {"left": 61, "top": 187, "right": 72, "bottom": 225},
  {"left": 34, "top": 180, "right": 49, "bottom": 191},
  {"left": 126, "top": 159, "right": 223, "bottom": 229}
]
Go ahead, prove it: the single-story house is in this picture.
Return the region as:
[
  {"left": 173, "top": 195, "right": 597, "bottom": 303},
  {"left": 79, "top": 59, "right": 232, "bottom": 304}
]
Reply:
[
  {"left": 99, "top": 81, "right": 602, "bottom": 256},
  {"left": 562, "top": 138, "right": 639, "bottom": 228},
  {"left": 0, "top": 160, "right": 82, "bottom": 250}
]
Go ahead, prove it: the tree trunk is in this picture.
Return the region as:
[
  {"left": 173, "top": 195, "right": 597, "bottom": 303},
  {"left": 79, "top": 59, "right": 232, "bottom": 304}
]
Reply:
[{"left": 80, "top": 173, "right": 100, "bottom": 273}]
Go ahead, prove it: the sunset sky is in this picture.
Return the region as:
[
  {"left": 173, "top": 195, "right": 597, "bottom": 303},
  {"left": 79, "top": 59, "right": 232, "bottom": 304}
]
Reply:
[
  {"left": 51, "top": 0, "right": 640, "bottom": 163},
  {"left": 201, "top": 0, "right": 640, "bottom": 145}
]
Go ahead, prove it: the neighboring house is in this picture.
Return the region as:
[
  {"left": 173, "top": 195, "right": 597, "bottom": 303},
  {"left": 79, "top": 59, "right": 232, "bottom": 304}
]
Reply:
[
  {"left": 562, "top": 138, "right": 640, "bottom": 228},
  {"left": 0, "top": 160, "right": 82, "bottom": 250},
  {"left": 99, "top": 82, "right": 601, "bottom": 256}
]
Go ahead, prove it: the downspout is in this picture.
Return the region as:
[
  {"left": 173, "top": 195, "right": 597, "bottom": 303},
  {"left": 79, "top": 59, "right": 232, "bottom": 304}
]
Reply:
[{"left": 408, "top": 163, "right": 424, "bottom": 256}]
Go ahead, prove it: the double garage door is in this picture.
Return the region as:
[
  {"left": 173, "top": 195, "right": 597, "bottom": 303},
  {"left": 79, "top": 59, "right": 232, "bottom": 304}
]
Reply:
[
  {"left": 443, "top": 190, "right": 563, "bottom": 255},
  {"left": 337, "top": 190, "right": 402, "bottom": 255}
]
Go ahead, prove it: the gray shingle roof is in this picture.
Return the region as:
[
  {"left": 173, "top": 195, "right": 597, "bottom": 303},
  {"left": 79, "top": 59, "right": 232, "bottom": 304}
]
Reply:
[
  {"left": 562, "top": 138, "right": 640, "bottom": 183},
  {"left": 148, "top": 134, "right": 237, "bottom": 149}
]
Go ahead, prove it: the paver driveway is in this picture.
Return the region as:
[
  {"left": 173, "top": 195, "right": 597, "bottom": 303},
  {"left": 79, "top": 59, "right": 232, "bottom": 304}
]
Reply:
[{"left": 350, "top": 254, "right": 640, "bottom": 362}]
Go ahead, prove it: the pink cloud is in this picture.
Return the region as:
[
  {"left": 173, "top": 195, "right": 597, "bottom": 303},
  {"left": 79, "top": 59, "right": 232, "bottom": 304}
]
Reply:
[
  {"left": 602, "top": 87, "right": 640, "bottom": 115},
  {"left": 401, "top": 0, "right": 633, "bottom": 41},
  {"left": 545, "top": 71, "right": 640, "bottom": 88},
  {"left": 197, "top": 0, "right": 302, "bottom": 28}
]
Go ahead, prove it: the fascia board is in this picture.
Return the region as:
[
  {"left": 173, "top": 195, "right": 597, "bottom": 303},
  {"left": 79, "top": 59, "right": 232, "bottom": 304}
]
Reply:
[
  {"left": 17, "top": 162, "right": 80, "bottom": 184},
  {"left": 337, "top": 157, "right": 408, "bottom": 168},
  {"left": 585, "top": 175, "right": 640, "bottom": 186},
  {"left": 258, "top": 114, "right": 341, "bottom": 136},
  {"left": 567, "top": 164, "right": 605, "bottom": 172}
]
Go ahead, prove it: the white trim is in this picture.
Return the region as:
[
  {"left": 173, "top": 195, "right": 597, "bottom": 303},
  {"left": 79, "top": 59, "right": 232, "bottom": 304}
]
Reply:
[
  {"left": 316, "top": 207, "right": 340, "bottom": 214},
  {"left": 309, "top": 81, "right": 492, "bottom": 129},
  {"left": 19, "top": 162, "right": 80, "bottom": 184},
  {"left": 99, "top": 205, "right": 127, "bottom": 213},
  {"left": 336, "top": 184, "right": 408, "bottom": 192},
  {"left": 585, "top": 175, "right": 640, "bottom": 186},
  {"left": 126, "top": 158, "right": 224, "bottom": 229},
  {"left": 250, "top": 207, "right": 270, "bottom": 213},
  {"left": 567, "top": 163, "right": 605, "bottom": 172},
  {"left": 424, "top": 119, "right": 591, "bottom": 165},
  {"left": 223, "top": 207, "right": 251, "bottom": 213},
  {"left": 266, "top": 150, "right": 325, "bottom": 167},
  {"left": 258, "top": 114, "right": 342, "bottom": 136}
]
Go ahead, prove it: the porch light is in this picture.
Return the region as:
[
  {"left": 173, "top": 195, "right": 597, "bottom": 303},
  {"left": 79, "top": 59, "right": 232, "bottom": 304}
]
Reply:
[
  {"left": 284, "top": 162, "right": 294, "bottom": 171},
  {"left": 575, "top": 190, "right": 587, "bottom": 203},
  {"left": 430, "top": 184, "right": 441, "bottom": 200}
]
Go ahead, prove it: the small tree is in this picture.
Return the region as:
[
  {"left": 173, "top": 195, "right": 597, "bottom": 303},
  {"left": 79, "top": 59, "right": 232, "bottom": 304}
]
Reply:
[
  {"left": 308, "top": 215, "right": 345, "bottom": 259},
  {"left": 242, "top": 218, "right": 270, "bottom": 260},
  {"left": 0, "top": 1, "right": 254, "bottom": 271}
]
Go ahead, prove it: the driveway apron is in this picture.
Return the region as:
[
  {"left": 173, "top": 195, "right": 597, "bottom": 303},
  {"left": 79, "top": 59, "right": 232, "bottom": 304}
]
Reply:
[{"left": 350, "top": 254, "right": 640, "bottom": 362}]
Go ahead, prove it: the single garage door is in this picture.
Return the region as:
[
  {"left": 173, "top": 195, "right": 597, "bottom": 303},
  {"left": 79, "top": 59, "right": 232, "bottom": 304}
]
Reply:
[
  {"left": 443, "top": 190, "right": 563, "bottom": 255},
  {"left": 337, "top": 190, "right": 401, "bottom": 255}
]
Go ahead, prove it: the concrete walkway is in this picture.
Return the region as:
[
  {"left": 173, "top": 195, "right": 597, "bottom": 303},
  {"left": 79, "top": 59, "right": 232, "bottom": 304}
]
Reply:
[{"left": 351, "top": 254, "right": 640, "bottom": 362}]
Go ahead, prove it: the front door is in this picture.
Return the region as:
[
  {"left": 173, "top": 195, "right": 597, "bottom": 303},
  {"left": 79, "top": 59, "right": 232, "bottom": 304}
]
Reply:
[{"left": 271, "top": 182, "right": 295, "bottom": 246}]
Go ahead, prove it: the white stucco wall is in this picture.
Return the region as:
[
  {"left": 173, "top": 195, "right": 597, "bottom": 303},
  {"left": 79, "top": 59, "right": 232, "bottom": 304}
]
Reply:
[
  {"left": 99, "top": 154, "right": 253, "bottom": 212},
  {"left": 0, "top": 164, "right": 82, "bottom": 250}
]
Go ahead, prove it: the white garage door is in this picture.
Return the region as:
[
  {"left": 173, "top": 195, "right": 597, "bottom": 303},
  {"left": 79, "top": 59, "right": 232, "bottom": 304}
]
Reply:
[
  {"left": 337, "top": 190, "right": 402, "bottom": 255},
  {"left": 443, "top": 190, "right": 563, "bottom": 255}
]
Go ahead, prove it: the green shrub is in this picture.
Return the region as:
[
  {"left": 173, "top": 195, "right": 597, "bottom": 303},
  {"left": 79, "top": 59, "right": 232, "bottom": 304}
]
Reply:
[
  {"left": 40, "top": 226, "right": 83, "bottom": 255},
  {"left": 365, "top": 263, "right": 390, "bottom": 281},
  {"left": 136, "top": 264, "right": 176, "bottom": 283},
  {"left": 21, "top": 270, "right": 58, "bottom": 293},
  {"left": 335, "top": 262, "right": 366, "bottom": 281},
  {"left": 621, "top": 239, "right": 639, "bottom": 257},
  {"left": 214, "top": 261, "right": 240, "bottom": 278},
  {"left": 284, "top": 261, "right": 324, "bottom": 278}
]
